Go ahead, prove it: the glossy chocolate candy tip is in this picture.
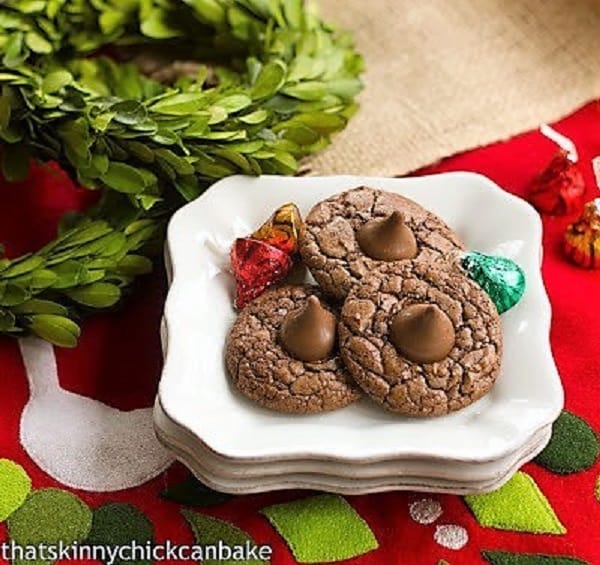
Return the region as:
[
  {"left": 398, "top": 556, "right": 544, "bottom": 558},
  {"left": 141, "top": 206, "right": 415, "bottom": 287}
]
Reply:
[
  {"left": 390, "top": 303, "right": 456, "bottom": 363},
  {"left": 356, "top": 210, "right": 418, "bottom": 261},
  {"left": 280, "top": 295, "right": 337, "bottom": 362}
]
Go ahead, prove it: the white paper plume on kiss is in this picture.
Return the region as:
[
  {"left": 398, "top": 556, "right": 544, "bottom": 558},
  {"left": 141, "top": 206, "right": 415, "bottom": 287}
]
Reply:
[{"left": 539, "top": 123, "right": 578, "bottom": 162}]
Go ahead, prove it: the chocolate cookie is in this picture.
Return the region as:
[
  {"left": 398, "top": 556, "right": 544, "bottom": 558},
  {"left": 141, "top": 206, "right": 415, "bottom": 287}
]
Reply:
[
  {"left": 339, "top": 261, "right": 502, "bottom": 416},
  {"left": 226, "top": 285, "right": 361, "bottom": 413},
  {"left": 299, "top": 187, "right": 464, "bottom": 300}
]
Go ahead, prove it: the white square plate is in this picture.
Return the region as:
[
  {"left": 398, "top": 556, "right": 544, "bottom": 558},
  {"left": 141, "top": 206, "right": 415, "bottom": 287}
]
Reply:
[
  {"left": 159, "top": 173, "right": 563, "bottom": 463},
  {"left": 154, "top": 399, "right": 552, "bottom": 495}
]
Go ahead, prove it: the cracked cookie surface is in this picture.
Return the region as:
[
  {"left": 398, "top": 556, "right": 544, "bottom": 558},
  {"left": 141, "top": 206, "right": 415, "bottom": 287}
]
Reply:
[
  {"left": 339, "top": 261, "right": 502, "bottom": 416},
  {"left": 299, "top": 186, "right": 464, "bottom": 300},
  {"left": 226, "top": 284, "right": 361, "bottom": 413}
]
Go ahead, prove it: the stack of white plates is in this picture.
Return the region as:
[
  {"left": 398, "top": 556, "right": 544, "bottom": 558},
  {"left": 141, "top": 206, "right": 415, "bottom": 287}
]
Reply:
[{"left": 154, "top": 174, "right": 563, "bottom": 495}]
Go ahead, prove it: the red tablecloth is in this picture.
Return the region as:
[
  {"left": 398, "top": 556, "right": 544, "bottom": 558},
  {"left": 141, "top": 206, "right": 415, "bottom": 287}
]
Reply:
[{"left": 0, "top": 102, "right": 599, "bottom": 565}]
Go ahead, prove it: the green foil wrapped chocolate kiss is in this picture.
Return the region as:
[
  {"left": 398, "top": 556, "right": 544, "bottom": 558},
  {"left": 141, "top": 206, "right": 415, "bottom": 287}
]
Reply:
[{"left": 461, "top": 252, "right": 526, "bottom": 314}]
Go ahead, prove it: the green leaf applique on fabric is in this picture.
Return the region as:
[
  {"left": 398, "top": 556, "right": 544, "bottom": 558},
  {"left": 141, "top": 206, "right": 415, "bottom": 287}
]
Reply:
[
  {"left": 182, "top": 509, "right": 267, "bottom": 565},
  {"left": 464, "top": 471, "right": 565, "bottom": 534},
  {"left": 86, "top": 503, "right": 154, "bottom": 565},
  {"left": 261, "top": 494, "right": 378, "bottom": 563},
  {"left": 7, "top": 488, "right": 92, "bottom": 565},
  {"left": 482, "top": 550, "right": 589, "bottom": 564},
  {"left": 534, "top": 411, "right": 599, "bottom": 474},
  {"left": 0, "top": 459, "right": 31, "bottom": 522}
]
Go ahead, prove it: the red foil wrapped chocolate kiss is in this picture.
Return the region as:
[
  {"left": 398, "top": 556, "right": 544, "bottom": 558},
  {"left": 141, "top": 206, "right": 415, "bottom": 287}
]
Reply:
[
  {"left": 230, "top": 203, "right": 303, "bottom": 309},
  {"left": 528, "top": 150, "right": 585, "bottom": 215},
  {"left": 528, "top": 125, "right": 585, "bottom": 216},
  {"left": 230, "top": 238, "right": 293, "bottom": 309}
]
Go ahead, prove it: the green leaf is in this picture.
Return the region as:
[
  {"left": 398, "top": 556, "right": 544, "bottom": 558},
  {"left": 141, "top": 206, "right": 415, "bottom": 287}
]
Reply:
[
  {"left": 137, "top": 194, "right": 162, "bottom": 210},
  {"left": 192, "top": 0, "right": 226, "bottom": 24},
  {"left": 99, "top": 10, "right": 127, "bottom": 35},
  {"left": 102, "top": 162, "right": 149, "bottom": 193},
  {"left": 283, "top": 81, "right": 327, "bottom": 100},
  {"left": 227, "top": 140, "right": 264, "bottom": 153},
  {"left": 219, "top": 94, "right": 252, "bottom": 113},
  {"left": 115, "top": 255, "right": 153, "bottom": 276},
  {"left": 151, "top": 93, "right": 206, "bottom": 115},
  {"left": 13, "top": 299, "right": 68, "bottom": 316},
  {"left": 464, "top": 471, "right": 566, "bottom": 534},
  {"left": 183, "top": 120, "right": 209, "bottom": 138},
  {"left": 54, "top": 232, "right": 125, "bottom": 262},
  {"left": 78, "top": 269, "right": 106, "bottom": 285},
  {"left": 0, "top": 459, "right": 31, "bottom": 521},
  {"left": 482, "top": 550, "right": 589, "bottom": 565},
  {"left": 1, "top": 256, "right": 45, "bottom": 278},
  {"left": 140, "top": 8, "right": 183, "bottom": 39},
  {"left": 155, "top": 149, "right": 195, "bottom": 175},
  {"left": 183, "top": 510, "right": 267, "bottom": 565},
  {"left": 280, "top": 124, "right": 319, "bottom": 145},
  {"left": 111, "top": 100, "right": 147, "bottom": 125},
  {"left": 0, "top": 310, "right": 17, "bottom": 331},
  {"left": 28, "top": 315, "right": 81, "bottom": 347},
  {"left": 58, "top": 118, "right": 91, "bottom": 166},
  {"left": 90, "top": 153, "right": 109, "bottom": 176},
  {"left": 287, "top": 55, "right": 324, "bottom": 82},
  {"left": 41, "top": 70, "right": 72, "bottom": 94},
  {"left": 87, "top": 503, "right": 154, "bottom": 565},
  {"left": 125, "top": 141, "right": 155, "bottom": 163},
  {"left": 8, "top": 489, "right": 92, "bottom": 562},
  {"left": 261, "top": 494, "right": 378, "bottom": 563},
  {"left": 1, "top": 144, "right": 30, "bottom": 182},
  {"left": 252, "top": 60, "right": 287, "bottom": 99},
  {"left": 30, "top": 270, "right": 58, "bottom": 290},
  {"left": 293, "top": 112, "right": 346, "bottom": 133},
  {"left": 213, "top": 149, "right": 252, "bottom": 174},
  {"left": 66, "top": 282, "right": 121, "bottom": 308},
  {"left": 25, "top": 31, "right": 52, "bottom": 54},
  {"left": 534, "top": 411, "right": 600, "bottom": 474},
  {"left": 282, "top": 0, "right": 303, "bottom": 27},
  {"left": 327, "top": 78, "right": 362, "bottom": 100},
  {"left": 0, "top": 284, "right": 29, "bottom": 306},
  {"left": 239, "top": 109, "right": 269, "bottom": 124},
  {"left": 3, "top": 33, "right": 26, "bottom": 68},
  {"left": 173, "top": 175, "right": 202, "bottom": 201},
  {"left": 272, "top": 152, "right": 297, "bottom": 173},
  {"left": 208, "top": 106, "right": 228, "bottom": 125},
  {"left": 151, "top": 129, "right": 178, "bottom": 145},
  {"left": 48, "top": 261, "right": 84, "bottom": 288},
  {"left": 18, "top": 0, "right": 46, "bottom": 13},
  {"left": 124, "top": 219, "right": 156, "bottom": 236},
  {"left": 92, "top": 112, "right": 115, "bottom": 131},
  {"left": 196, "top": 130, "right": 247, "bottom": 141},
  {"left": 195, "top": 157, "right": 236, "bottom": 178},
  {"left": 54, "top": 221, "right": 112, "bottom": 251}
]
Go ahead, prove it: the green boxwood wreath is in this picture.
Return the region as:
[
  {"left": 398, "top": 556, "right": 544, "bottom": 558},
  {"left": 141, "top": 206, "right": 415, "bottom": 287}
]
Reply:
[{"left": 0, "top": 0, "right": 363, "bottom": 346}]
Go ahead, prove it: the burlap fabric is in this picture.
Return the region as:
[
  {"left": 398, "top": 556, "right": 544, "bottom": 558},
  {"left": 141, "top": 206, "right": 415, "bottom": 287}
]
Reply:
[{"left": 307, "top": 0, "right": 600, "bottom": 176}]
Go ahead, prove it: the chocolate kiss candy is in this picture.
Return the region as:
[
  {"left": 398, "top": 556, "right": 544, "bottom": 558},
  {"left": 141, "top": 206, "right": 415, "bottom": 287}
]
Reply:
[
  {"left": 252, "top": 203, "right": 303, "bottom": 255},
  {"left": 564, "top": 198, "right": 600, "bottom": 269},
  {"left": 461, "top": 251, "right": 526, "bottom": 314},
  {"left": 230, "top": 238, "right": 293, "bottom": 309},
  {"left": 280, "top": 296, "right": 337, "bottom": 362},
  {"left": 528, "top": 150, "right": 585, "bottom": 216},
  {"left": 356, "top": 211, "right": 418, "bottom": 261},
  {"left": 390, "top": 304, "right": 455, "bottom": 363}
]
